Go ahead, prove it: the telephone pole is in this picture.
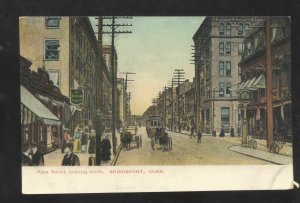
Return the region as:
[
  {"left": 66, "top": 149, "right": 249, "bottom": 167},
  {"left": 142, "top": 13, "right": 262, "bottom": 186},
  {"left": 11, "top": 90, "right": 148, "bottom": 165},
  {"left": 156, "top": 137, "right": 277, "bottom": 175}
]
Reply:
[
  {"left": 101, "top": 16, "right": 132, "bottom": 156},
  {"left": 265, "top": 16, "right": 273, "bottom": 148},
  {"left": 173, "top": 69, "right": 185, "bottom": 133},
  {"left": 167, "top": 79, "right": 176, "bottom": 131}
]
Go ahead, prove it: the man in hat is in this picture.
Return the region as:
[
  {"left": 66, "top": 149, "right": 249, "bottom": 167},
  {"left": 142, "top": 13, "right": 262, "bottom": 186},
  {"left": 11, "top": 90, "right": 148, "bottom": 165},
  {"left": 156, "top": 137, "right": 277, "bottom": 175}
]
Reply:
[{"left": 62, "top": 144, "right": 80, "bottom": 166}]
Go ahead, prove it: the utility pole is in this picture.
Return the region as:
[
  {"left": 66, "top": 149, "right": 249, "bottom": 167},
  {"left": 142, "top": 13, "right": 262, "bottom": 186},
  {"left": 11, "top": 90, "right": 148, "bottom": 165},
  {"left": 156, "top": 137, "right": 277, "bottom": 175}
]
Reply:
[
  {"left": 173, "top": 69, "right": 185, "bottom": 133},
  {"left": 164, "top": 86, "right": 167, "bottom": 127},
  {"left": 167, "top": 78, "right": 177, "bottom": 131},
  {"left": 191, "top": 44, "right": 207, "bottom": 134},
  {"left": 101, "top": 16, "right": 132, "bottom": 155},
  {"left": 94, "top": 16, "right": 104, "bottom": 166},
  {"left": 120, "top": 72, "right": 135, "bottom": 126},
  {"left": 265, "top": 16, "right": 273, "bottom": 148}
]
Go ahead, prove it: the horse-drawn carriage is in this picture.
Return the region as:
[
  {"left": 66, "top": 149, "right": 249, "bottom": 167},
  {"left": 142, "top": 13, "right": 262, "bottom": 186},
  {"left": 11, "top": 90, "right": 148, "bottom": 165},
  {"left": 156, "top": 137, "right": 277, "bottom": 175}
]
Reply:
[
  {"left": 146, "top": 115, "right": 172, "bottom": 151},
  {"left": 121, "top": 126, "right": 142, "bottom": 150}
]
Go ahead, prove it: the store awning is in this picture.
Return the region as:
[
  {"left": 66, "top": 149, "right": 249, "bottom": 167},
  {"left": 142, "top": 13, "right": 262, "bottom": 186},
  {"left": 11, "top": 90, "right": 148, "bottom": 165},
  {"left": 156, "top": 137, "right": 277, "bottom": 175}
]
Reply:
[
  {"left": 21, "top": 85, "right": 61, "bottom": 125},
  {"left": 252, "top": 73, "right": 266, "bottom": 89}
]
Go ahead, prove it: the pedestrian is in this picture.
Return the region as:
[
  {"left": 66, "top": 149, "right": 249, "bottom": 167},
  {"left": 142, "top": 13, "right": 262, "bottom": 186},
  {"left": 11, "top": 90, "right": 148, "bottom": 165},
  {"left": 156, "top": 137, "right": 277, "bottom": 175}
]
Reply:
[
  {"left": 190, "top": 125, "right": 195, "bottom": 138},
  {"left": 219, "top": 127, "right": 225, "bottom": 137},
  {"left": 101, "top": 135, "right": 111, "bottom": 162},
  {"left": 88, "top": 129, "right": 96, "bottom": 154},
  {"left": 162, "top": 131, "right": 169, "bottom": 152},
  {"left": 197, "top": 129, "right": 202, "bottom": 143},
  {"left": 63, "top": 128, "right": 72, "bottom": 153},
  {"left": 73, "top": 127, "right": 82, "bottom": 153},
  {"left": 213, "top": 128, "right": 216, "bottom": 137},
  {"left": 62, "top": 144, "right": 80, "bottom": 166},
  {"left": 31, "top": 146, "right": 44, "bottom": 166},
  {"left": 81, "top": 127, "right": 89, "bottom": 152},
  {"left": 22, "top": 147, "right": 33, "bottom": 166},
  {"left": 230, "top": 127, "right": 234, "bottom": 137}
]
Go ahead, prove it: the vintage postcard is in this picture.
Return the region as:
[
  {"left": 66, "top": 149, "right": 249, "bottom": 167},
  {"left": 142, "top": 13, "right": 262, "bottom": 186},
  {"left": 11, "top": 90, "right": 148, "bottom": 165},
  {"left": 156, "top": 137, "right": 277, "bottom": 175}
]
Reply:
[{"left": 20, "top": 16, "right": 294, "bottom": 193}]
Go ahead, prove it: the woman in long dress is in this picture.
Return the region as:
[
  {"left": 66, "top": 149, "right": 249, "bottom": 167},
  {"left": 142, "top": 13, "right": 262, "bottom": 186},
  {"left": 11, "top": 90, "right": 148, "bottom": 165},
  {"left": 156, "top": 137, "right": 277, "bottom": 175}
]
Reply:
[
  {"left": 73, "top": 127, "right": 82, "bottom": 153},
  {"left": 88, "top": 129, "right": 96, "bottom": 154}
]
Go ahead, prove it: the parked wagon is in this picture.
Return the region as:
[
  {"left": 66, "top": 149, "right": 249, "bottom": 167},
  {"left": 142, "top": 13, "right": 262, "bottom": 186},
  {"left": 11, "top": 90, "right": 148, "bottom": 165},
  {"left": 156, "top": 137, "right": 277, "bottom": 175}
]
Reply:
[
  {"left": 121, "top": 126, "right": 142, "bottom": 150},
  {"left": 146, "top": 115, "right": 172, "bottom": 151}
]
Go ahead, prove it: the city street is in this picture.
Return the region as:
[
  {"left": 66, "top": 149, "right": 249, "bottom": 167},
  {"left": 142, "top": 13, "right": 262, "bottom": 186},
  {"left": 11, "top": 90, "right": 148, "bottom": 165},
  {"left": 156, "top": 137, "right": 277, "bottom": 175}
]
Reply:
[{"left": 115, "top": 127, "right": 275, "bottom": 165}]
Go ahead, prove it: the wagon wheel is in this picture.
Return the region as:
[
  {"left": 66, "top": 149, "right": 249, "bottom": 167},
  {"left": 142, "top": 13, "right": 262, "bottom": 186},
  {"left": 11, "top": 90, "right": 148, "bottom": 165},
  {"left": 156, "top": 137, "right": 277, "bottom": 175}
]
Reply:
[
  {"left": 135, "top": 136, "right": 140, "bottom": 148},
  {"left": 139, "top": 135, "right": 142, "bottom": 147},
  {"left": 151, "top": 138, "right": 155, "bottom": 150},
  {"left": 252, "top": 140, "right": 257, "bottom": 149},
  {"left": 273, "top": 143, "right": 280, "bottom": 154},
  {"left": 168, "top": 137, "right": 172, "bottom": 151}
]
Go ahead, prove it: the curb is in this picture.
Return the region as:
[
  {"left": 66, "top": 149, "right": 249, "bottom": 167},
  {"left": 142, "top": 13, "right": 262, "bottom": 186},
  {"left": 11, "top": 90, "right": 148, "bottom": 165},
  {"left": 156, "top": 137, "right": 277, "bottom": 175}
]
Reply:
[
  {"left": 110, "top": 143, "right": 123, "bottom": 166},
  {"left": 228, "top": 145, "right": 289, "bottom": 165}
]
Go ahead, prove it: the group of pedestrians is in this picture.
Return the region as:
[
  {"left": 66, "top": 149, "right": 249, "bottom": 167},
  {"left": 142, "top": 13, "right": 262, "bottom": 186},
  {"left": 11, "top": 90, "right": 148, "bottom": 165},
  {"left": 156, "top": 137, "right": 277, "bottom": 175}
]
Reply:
[
  {"left": 190, "top": 126, "right": 202, "bottom": 144},
  {"left": 61, "top": 126, "right": 97, "bottom": 166}
]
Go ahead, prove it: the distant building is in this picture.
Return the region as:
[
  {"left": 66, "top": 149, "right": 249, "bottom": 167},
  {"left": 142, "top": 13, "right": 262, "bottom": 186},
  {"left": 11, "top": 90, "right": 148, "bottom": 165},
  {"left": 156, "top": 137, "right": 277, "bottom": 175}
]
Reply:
[
  {"left": 193, "top": 16, "right": 265, "bottom": 134},
  {"left": 238, "top": 17, "right": 291, "bottom": 140}
]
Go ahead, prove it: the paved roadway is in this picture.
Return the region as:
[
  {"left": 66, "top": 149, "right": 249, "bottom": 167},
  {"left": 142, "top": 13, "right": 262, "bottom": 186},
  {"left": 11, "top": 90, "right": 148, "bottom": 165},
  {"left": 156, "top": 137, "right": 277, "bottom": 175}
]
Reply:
[{"left": 115, "top": 127, "right": 271, "bottom": 165}]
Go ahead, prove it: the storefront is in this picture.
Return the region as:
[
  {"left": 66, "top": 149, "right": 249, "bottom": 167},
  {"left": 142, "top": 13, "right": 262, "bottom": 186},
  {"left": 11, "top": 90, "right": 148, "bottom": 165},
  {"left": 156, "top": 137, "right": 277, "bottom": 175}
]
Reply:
[{"left": 21, "top": 85, "right": 61, "bottom": 153}]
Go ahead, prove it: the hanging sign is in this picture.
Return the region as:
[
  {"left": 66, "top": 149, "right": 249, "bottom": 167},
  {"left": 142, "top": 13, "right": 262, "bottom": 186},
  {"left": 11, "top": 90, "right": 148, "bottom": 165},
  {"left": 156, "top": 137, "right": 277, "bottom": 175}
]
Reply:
[{"left": 70, "top": 89, "right": 83, "bottom": 105}]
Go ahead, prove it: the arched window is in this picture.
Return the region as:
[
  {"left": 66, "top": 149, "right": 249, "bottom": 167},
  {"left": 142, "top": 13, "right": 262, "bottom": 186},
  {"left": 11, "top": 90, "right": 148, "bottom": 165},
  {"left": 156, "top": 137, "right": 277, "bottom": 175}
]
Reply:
[
  {"left": 226, "top": 23, "right": 231, "bottom": 35},
  {"left": 238, "top": 23, "right": 243, "bottom": 35},
  {"left": 219, "top": 23, "right": 224, "bottom": 35},
  {"left": 245, "top": 23, "right": 250, "bottom": 34}
]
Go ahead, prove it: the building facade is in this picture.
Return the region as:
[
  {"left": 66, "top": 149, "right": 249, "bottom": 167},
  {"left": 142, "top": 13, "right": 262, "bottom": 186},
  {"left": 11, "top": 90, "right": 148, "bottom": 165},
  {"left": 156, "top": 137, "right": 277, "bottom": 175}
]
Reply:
[
  {"left": 193, "top": 16, "right": 265, "bottom": 134},
  {"left": 238, "top": 17, "right": 291, "bottom": 140},
  {"left": 19, "top": 16, "right": 102, "bottom": 134}
]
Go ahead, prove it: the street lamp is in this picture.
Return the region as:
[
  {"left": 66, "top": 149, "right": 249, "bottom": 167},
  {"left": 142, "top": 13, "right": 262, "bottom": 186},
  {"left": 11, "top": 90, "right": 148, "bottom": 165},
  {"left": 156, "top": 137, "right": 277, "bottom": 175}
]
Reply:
[{"left": 211, "top": 87, "right": 223, "bottom": 135}]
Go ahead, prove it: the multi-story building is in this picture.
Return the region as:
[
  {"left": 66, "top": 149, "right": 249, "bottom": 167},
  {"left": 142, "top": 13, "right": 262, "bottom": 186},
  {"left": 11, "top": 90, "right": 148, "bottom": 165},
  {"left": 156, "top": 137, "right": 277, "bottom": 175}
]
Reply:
[
  {"left": 193, "top": 16, "right": 265, "bottom": 134},
  {"left": 102, "top": 45, "right": 118, "bottom": 128},
  {"left": 117, "top": 78, "right": 126, "bottom": 127},
  {"left": 19, "top": 16, "right": 102, "bottom": 133},
  {"left": 238, "top": 17, "right": 291, "bottom": 140}
]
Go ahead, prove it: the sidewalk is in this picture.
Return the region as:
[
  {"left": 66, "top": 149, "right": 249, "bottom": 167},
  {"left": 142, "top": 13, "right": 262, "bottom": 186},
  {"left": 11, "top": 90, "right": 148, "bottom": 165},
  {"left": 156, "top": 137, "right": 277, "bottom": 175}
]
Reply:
[
  {"left": 167, "top": 129, "right": 293, "bottom": 165},
  {"left": 228, "top": 145, "right": 292, "bottom": 165},
  {"left": 44, "top": 130, "right": 122, "bottom": 166}
]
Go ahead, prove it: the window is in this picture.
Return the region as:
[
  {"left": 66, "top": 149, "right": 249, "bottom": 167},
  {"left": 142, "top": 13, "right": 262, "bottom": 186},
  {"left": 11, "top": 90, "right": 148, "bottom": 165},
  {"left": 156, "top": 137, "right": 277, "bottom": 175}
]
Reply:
[
  {"left": 45, "top": 16, "right": 60, "bottom": 28},
  {"left": 226, "top": 61, "right": 231, "bottom": 76},
  {"left": 45, "top": 40, "right": 60, "bottom": 60},
  {"left": 219, "top": 61, "right": 224, "bottom": 76},
  {"left": 219, "top": 42, "right": 224, "bottom": 54},
  {"left": 219, "top": 82, "right": 225, "bottom": 97},
  {"left": 225, "top": 42, "right": 231, "bottom": 54},
  {"left": 219, "top": 23, "right": 224, "bottom": 35},
  {"left": 238, "top": 23, "right": 243, "bottom": 35},
  {"left": 47, "top": 70, "right": 60, "bottom": 86},
  {"left": 221, "top": 107, "right": 230, "bottom": 123},
  {"left": 226, "top": 82, "right": 231, "bottom": 97},
  {"left": 226, "top": 23, "right": 231, "bottom": 35},
  {"left": 238, "top": 43, "right": 244, "bottom": 54}
]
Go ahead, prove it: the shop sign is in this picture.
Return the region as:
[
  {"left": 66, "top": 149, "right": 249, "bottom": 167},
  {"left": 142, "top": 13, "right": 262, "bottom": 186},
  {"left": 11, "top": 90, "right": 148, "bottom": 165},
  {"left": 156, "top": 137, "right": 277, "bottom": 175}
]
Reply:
[{"left": 70, "top": 89, "right": 83, "bottom": 105}]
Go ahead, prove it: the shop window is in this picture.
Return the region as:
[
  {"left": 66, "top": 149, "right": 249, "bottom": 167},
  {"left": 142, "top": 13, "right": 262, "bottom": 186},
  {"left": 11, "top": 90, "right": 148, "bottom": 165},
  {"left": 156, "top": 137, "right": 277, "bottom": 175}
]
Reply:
[
  {"left": 45, "top": 16, "right": 60, "bottom": 28},
  {"left": 219, "top": 23, "right": 224, "bottom": 35},
  {"left": 221, "top": 107, "right": 230, "bottom": 124},
  {"left": 45, "top": 40, "right": 60, "bottom": 60},
  {"left": 219, "top": 42, "right": 224, "bottom": 54},
  {"left": 226, "top": 23, "right": 231, "bottom": 35}
]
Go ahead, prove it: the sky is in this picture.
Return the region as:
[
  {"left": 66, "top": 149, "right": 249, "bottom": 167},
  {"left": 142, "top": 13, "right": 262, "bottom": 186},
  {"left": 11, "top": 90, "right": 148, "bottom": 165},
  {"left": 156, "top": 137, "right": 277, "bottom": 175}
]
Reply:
[{"left": 89, "top": 17, "right": 205, "bottom": 115}]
